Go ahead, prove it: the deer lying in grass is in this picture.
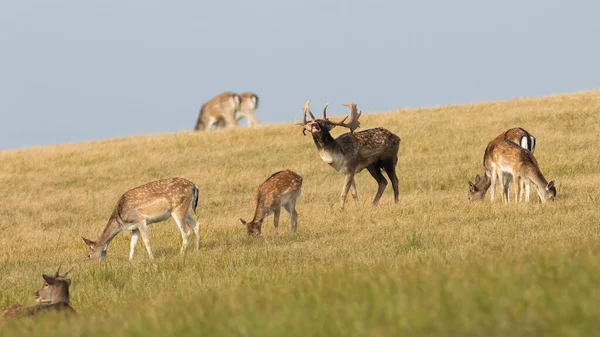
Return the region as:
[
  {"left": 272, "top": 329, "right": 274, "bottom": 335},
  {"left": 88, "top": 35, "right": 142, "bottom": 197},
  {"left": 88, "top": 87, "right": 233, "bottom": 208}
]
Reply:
[
  {"left": 2, "top": 266, "right": 76, "bottom": 318},
  {"left": 194, "top": 92, "right": 241, "bottom": 131},
  {"left": 468, "top": 127, "right": 537, "bottom": 202},
  {"left": 82, "top": 177, "right": 200, "bottom": 261},
  {"left": 489, "top": 139, "right": 556, "bottom": 203},
  {"left": 298, "top": 100, "right": 400, "bottom": 208},
  {"left": 240, "top": 170, "right": 303, "bottom": 236}
]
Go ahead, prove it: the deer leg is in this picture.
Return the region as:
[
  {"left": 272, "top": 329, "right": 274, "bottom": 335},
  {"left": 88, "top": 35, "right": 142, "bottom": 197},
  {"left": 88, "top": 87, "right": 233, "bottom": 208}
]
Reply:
[
  {"left": 349, "top": 178, "right": 360, "bottom": 207},
  {"left": 340, "top": 173, "right": 356, "bottom": 209},
  {"left": 383, "top": 160, "right": 399, "bottom": 203},
  {"left": 367, "top": 165, "right": 387, "bottom": 205},
  {"left": 172, "top": 209, "right": 191, "bottom": 254},
  {"left": 247, "top": 114, "right": 259, "bottom": 127},
  {"left": 490, "top": 170, "right": 497, "bottom": 202},
  {"left": 498, "top": 172, "right": 506, "bottom": 203},
  {"left": 515, "top": 177, "right": 521, "bottom": 204},
  {"left": 185, "top": 210, "right": 200, "bottom": 250},
  {"left": 502, "top": 174, "right": 512, "bottom": 204},
  {"left": 136, "top": 220, "right": 154, "bottom": 260},
  {"left": 273, "top": 207, "right": 281, "bottom": 233},
  {"left": 129, "top": 229, "right": 140, "bottom": 261},
  {"left": 525, "top": 180, "right": 531, "bottom": 202},
  {"left": 518, "top": 178, "right": 524, "bottom": 202},
  {"left": 206, "top": 116, "right": 218, "bottom": 131},
  {"left": 223, "top": 114, "right": 237, "bottom": 129},
  {"left": 257, "top": 219, "right": 264, "bottom": 236},
  {"left": 284, "top": 202, "right": 298, "bottom": 232}
]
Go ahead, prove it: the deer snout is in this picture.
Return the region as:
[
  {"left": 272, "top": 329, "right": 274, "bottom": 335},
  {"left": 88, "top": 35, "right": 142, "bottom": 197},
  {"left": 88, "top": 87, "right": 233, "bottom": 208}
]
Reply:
[{"left": 310, "top": 122, "right": 321, "bottom": 132}]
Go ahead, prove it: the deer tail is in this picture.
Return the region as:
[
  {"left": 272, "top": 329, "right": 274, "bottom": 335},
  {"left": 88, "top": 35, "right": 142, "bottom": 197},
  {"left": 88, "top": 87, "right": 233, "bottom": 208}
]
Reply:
[{"left": 192, "top": 185, "right": 199, "bottom": 215}]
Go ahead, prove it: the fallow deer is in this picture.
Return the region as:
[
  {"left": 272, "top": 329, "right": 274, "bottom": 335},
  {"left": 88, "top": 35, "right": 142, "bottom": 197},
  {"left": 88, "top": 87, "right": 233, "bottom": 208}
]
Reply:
[
  {"left": 490, "top": 139, "right": 556, "bottom": 203},
  {"left": 468, "top": 127, "right": 536, "bottom": 202},
  {"left": 2, "top": 265, "right": 76, "bottom": 318},
  {"left": 236, "top": 92, "right": 260, "bottom": 127},
  {"left": 239, "top": 170, "right": 302, "bottom": 236},
  {"left": 82, "top": 177, "right": 200, "bottom": 261},
  {"left": 298, "top": 100, "right": 400, "bottom": 208},
  {"left": 194, "top": 92, "right": 241, "bottom": 131},
  {"left": 214, "top": 92, "right": 260, "bottom": 129}
]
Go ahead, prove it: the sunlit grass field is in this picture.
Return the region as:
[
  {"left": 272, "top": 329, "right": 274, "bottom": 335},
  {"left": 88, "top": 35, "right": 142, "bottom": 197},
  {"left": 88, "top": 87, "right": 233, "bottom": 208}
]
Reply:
[{"left": 1, "top": 91, "right": 599, "bottom": 336}]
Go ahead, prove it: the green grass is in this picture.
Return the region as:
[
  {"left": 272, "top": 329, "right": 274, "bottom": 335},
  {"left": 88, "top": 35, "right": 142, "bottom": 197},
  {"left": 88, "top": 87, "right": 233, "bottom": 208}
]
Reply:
[{"left": 1, "top": 90, "right": 600, "bottom": 336}]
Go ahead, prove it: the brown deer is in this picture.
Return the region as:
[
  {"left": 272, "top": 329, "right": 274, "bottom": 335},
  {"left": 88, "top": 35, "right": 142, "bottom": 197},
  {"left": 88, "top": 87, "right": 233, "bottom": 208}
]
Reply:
[
  {"left": 489, "top": 139, "right": 555, "bottom": 203},
  {"left": 194, "top": 92, "right": 241, "bottom": 131},
  {"left": 82, "top": 177, "right": 200, "bottom": 261},
  {"left": 468, "top": 127, "right": 537, "bottom": 202},
  {"left": 2, "top": 265, "right": 76, "bottom": 318},
  {"left": 239, "top": 170, "right": 302, "bottom": 236},
  {"left": 298, "top": 100, "right": 400, "bottom": 208}
]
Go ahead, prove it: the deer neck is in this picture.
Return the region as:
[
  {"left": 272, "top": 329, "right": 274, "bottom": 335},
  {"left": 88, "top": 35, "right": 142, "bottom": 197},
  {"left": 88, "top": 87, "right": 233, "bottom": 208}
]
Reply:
[
  {"left": 96, "top": 217, "right": 124, "bottom": 252},
  {"left": 250, "top": 197, "right": 269, "bottom": 224},
  {"left": 311, "top": 130, "right": 345, "bottom": 170},
  {"left": 522, "top": 166, "right": 551, "bottom": 200},
  {"left": 51, "top": 285, "right": 71, "bottom": 305},
  {"left": 476, "top": 172, "right": 492, "bottom": 193}
]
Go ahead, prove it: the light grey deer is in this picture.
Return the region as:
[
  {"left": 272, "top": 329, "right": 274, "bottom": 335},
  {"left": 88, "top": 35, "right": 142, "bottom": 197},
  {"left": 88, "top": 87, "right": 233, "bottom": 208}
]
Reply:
[
  {"left": 194, "top": 92, "right": 241, "bottom": 131},
  {"left": 214, "top": 91, "right": 260, "bottom": 129}
]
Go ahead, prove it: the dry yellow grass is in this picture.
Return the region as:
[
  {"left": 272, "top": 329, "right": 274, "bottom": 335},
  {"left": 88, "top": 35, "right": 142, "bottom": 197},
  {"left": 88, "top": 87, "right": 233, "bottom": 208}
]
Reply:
[{"left": 1, "top": 90, "right": 599, "bottom": 336}]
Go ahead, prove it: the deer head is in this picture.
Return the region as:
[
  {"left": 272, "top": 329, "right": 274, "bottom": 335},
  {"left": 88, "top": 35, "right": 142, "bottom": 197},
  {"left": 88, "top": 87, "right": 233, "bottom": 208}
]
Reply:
[
  {"left": 468, "top": 174, "right": 489, "bottom": 201},
  {"left": 239, "top": 218, "right": 263, "bottom": 236},
  {"left": 35, "top": 264, "right": 73, "bottom": 305},
  {"left": 297, "top": 100, "right": 361, "bottom": 135},
  {"left": 82, "top": 236, "right": 107, "bottom": 261}
]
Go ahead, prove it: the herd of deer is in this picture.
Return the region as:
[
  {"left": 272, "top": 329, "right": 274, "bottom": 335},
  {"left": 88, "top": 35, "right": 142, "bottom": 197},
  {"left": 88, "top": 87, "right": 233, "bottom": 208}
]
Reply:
[{"left": 2, "top": 95, "right": 556, "bottom": 319}]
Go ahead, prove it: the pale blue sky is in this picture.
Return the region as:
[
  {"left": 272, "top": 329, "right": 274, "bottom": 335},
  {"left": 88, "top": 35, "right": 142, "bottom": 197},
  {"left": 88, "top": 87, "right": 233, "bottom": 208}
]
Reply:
[{"left": 1, "top": 1, "right": 598, "bottom": 150}]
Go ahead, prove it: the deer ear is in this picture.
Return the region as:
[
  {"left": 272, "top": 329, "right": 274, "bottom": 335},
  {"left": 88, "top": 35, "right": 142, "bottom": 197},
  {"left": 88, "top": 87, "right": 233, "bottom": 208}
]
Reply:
[
  {"left": 239, "top": 219, "right": 247, "bottom": 225},
  {"left": 547, "top": 180, "right": 555, "bottom": 190},
  {"left": 469, "top": 181, "right": 476, "bottom": 192},
  {"left": 82, "top": 237, "right": 96, "bottom": 249},
  {"left": 42, "top": 274, "right": 56, "bottom": 285},
  {"left": 475, "top": 174, "right": 481, "bottom": 183}
]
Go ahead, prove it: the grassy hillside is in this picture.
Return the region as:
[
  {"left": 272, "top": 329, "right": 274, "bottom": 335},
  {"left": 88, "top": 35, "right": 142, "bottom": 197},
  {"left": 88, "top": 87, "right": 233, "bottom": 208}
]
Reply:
[{"left": 1, "top": 91, "right": 599, "bottom": 336}]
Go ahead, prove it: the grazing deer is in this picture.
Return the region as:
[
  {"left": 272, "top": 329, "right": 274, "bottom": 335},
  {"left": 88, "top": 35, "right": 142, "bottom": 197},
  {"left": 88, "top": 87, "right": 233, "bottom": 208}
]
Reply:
[
  {"left": 298, "top": 100, "right": 400, "bottom": 208},
  {"left": 2, "top": 265, "right": 76, "bottom": 318},
  {"left": 239, "top": 170, "right": 302, "bottom": 236},
  {"left": 82, "top": 177, "right": 200, "bottom": 261},
  {"left": 194, "top": 92, "right": 241, "bottom": 131},
  {"left": 236, "top": 92, "right": 260, "bottom": 127},
  {"left": 489, "top": 139, "right": 555, "bottom": 203},
  {"left": 468, "top": 127, "right": 537, "bottom": 202},
  {"left": 214, "top": 92, "right": 260, "bottom": 129}
]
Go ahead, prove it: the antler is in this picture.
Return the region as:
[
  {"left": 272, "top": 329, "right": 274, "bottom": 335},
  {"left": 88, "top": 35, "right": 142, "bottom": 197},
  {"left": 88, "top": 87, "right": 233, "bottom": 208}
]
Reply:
[
  {"left": 54, "top": 263, "right": 62, "bottom": 277},
  {"left": 296, "top": 100, "right": 316, "bottom": 135},
  {"left": 62, "top": 266, "right": 75, "bottom": 278},
  {"left": 329, "top": 103, "right": 362, "bottom": 133}
]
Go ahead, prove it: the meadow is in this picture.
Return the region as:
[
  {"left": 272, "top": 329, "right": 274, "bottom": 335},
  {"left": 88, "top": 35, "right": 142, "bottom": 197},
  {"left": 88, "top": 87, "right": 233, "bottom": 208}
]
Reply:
[{"left": 0, "top": 90, "right": 599, "bottom": 336}]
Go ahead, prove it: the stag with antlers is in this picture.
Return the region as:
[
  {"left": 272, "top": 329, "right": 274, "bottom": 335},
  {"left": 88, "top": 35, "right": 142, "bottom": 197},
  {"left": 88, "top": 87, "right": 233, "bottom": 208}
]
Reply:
[
  {"left": 298, "top": 100, "right": 400, "bottom": 208},
  {"left": 2, "top": 265, "right": 76, "bottom": 318}
]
